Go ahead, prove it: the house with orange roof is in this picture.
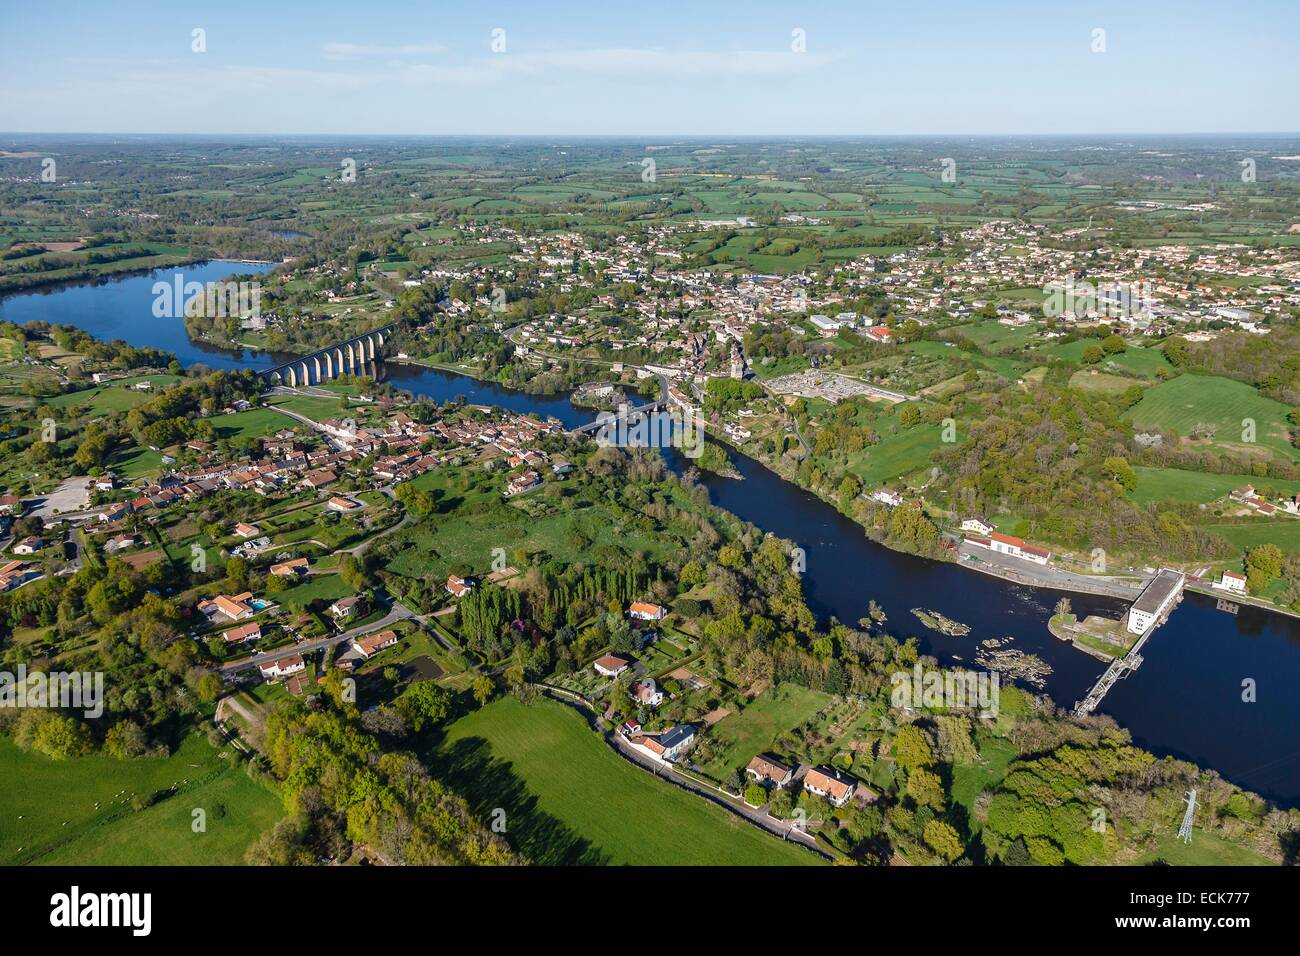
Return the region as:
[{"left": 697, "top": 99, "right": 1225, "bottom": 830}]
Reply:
[
  {"left": 803, "top": 766, "right": 856, "bottom": 807},
  {"left": 628, "top": 601, "right": 666, "bottom": 621},
  {"left": 198, "top": 591, "right": 256, "bottom": 622},
  {"left": 270, "top": 557, "right": 309, "bottom": 578},
  {"left": 351, "top": 629, "right": 399, "bottom": 659},
  {"left": 593, "top": 653, "right": 633, "bottom": 678},
  {"left": 223, "top": 621, "right": 262, "bottom": 644}
]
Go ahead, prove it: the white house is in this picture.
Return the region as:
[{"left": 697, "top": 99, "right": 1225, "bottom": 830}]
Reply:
[
  {"left": 960, "top": 518, "right": 995, "bottom": 536},
  {"left": 13, "top": 537, "right": 43, "bottom": 555},
  {"left": 593, "top": 653, "right": 633, "bottom": 678},
  {"left": 628, "top": 724, "right": 696, "bottom": 763},
  {"left": 629, "top": 679, "right": 664, "bottom": 709},
  {"left": 223, "top": 621, "right": 262, "bottom": 645},
  {"left": 745, "top": 754, "right": 794, "bottom": 789},
  {"left": 986, "top": 532, "right": 1051, "bottom": 566},
  {"left": 803, "top": 767, "right": 856, "bottom": 807},
  {"left": 259, "top": 654, "right": 306, "bottom": 680},
  {"left": 628, "top": 601, "right": 666, "bottom": 622},
  {"left": 330, "top": 596, "right": 361, "bottom": 619},
  {"left": 1213, "top": 569, "right": 1248, "bottom": 594}
]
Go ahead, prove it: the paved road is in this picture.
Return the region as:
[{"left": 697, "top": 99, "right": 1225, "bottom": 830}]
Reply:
[
  {"left": 955, "top": 542, "right": 1147, "bottom": 599},
  {"left": 219, "top": 600, "right": 414, "bottom": 675},
  {"left": 219, "top": 594, "right": 457, "bottom": 676}
]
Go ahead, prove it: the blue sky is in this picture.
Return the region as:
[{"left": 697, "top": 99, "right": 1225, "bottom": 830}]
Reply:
[{"left": 2, "top": 0, "right": 1296, "bottom": 135}]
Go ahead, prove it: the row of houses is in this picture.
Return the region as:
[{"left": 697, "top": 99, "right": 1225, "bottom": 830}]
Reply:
[
  {"left": 745, "top": 755, "right": 861, "bottom": 807},
  {"left": 961, "top": 521, "right": 1052, "bottom": 566},
  {"left": 1229, "top": 484, "right": 1300, "bottom": 518}
]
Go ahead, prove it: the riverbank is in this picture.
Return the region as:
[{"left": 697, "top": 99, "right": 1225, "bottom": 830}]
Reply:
[{"left": 1185, "top": 582, "right": 1300, "bottom": 623}]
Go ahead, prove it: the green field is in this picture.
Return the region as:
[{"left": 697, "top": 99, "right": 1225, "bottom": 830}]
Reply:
[
  {"left": 386, "top": 467, "right": 686, "bottom": 581},
  {"left": 47, "top": 375, "right": 183, "bottom": 414},
  {"left": 949, "top": 737, "right": 1017, "bottom": 834},
  {"left": 695, "top": 683, "right": 830, "bottom": 780},
  {"left": 1202, "top": 520, "right": 1300, "bottom": 554},
  {"left": 1125, "top": 374, "right": 1298, "bottom": 461},
  {"left": 432, "top": 697, "right": 821, "bottom": 865},
  {"left": 1131, "top": 466, "right": 1300, "bottom": 506},
  {"left": 844, "top": 419, "right": 957, "bottom": 486},
  {"left": 214, "top": 407, "right": 295, "bottom": 442},
  {"left": 1135, "top": 830, "right": 1274, "bottom": 866},
  {"left": 276, "top": 571, "right": 356, "bottom": 610},
  {"left": 0, "top": 733, "right": 282, "bottom": 865}
]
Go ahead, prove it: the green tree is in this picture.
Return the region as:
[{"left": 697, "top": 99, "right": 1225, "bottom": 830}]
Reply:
[{"left": 923, "top": 819, "right": 964, "bottom": 861}]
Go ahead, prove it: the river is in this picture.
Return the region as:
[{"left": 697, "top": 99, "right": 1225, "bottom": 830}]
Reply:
[{"left": 4, "top": 262, "right": 1300, "bottom": 805}]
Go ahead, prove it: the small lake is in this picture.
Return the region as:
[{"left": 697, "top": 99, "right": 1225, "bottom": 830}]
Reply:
[{"left": 7, "top": 263, "right": 1300, "bottom": 804}]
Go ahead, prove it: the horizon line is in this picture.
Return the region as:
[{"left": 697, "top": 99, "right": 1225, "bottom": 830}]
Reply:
[{"left": 5, "top": 130, "right": 1300, "bottom": 140}]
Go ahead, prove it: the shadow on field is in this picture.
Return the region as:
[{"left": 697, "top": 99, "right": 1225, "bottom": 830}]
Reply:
[{"left": 435, "top": 736, "right": 611, "bottom": 866}]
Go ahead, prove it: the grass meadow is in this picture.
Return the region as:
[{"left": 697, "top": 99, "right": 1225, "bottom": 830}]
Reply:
[{"left": 432, "top": 697, "right": 821, "bottom": 866}]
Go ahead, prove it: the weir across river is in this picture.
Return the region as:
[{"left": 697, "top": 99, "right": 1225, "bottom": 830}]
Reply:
[{"left": 1073, "top": 570, "right": 1186, "bottom": 716}]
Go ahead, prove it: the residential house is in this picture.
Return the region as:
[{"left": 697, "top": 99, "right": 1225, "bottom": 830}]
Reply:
[
  {"left": 199, "top": 591, "right": 256, "bottom": 622},
  {"left": 103, "top": 533, "right": 138, "bottom": 554},
  {"left": 100, "top": 502, "right": 132, "bottom": 523},
  {"left": 628, "top": 724, "right": 696, "bottom": 763},
  {"left": 960, "top": 517, "right": 995, "bottom": 536},
  {"left": 13, "top": 537, "right": 43, "bottom": 555},
  {"left": 505, "top": 470, "right": 542, "bottom": 496},
  {"left": 628, "top": 601, "right": 666, "bottom": 622},
  {"left": 233, "top": 522, "right": 260, "bottom": 538},
  {"left": 629, "top": 679, "right": 664, "bottom": 709},
  {"left": 446, "top": 574, "right": 474, "bottom": 598},
  {"left": 327, "top": 496, "right": 361, "bottom": 513},
  {"left": 298, "top": 469, "right": 337, "bottom": 492},
  {"left": 976, "top": 531, "right": 1052, "bottom": 565},
  {"left": 351, "top": 629, "right": 399, "bottom": 659},
  {"left": 270, "top": 557, "right": 309, "bottom": 578},
  {"left": 259, "top": 654, "right": 306, "bottom": 681},
  {"left": 593, "top": 653, "right": 633, "bottom": 678},
  {"left": 223, "top": 621, "right": 262, "bottom": 644},
  {"left": 745, "top": 754, "right": 794, "bottom": 789},
  {"left": 330, "top": 595, "right": 362, "bottom": 620},
  {"left": 1213, "top": 569, "right": 1248, "bottom": 594},
  {"left": 803, "top": 767, "right": 857, "bottom": 807},
  {"left": 0, "top": 560, "right": 37, "bottom": 592}
]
